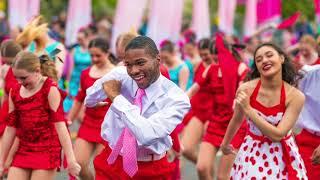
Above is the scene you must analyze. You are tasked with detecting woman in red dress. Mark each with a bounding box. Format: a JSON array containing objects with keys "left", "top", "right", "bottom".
[
  {"left": 187, "top": 36, "right": 248, "bottom": 180},
  {"left": 0, "top": 51, "right": 80, "bottom": 179},
  {"left": 67, "top": 38, "right": 115, "bottom": 180},
  {"left": 221, "top": 43, "right": 307, "bottom": 179},
  {"left": 0, "top": 40, "right": 22, "bottom": 136},
  {"left": 0, "top": 40, "right": 22, "bottom": 171},
  {"left": 181, "top": 38, "right": 214, "bottom": 163}
]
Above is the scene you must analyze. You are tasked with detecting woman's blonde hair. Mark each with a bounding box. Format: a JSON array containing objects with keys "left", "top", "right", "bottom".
[
  {"left": 15, "top": 16, "right": 48, "bottom": 52},
  {"left": 116, "top": 30, "right": 138, "bottom": 50},
  {"left": 300, "top": 35, "right": 317, "bottom": 48},
  {"left": 13, "top": 51, "right": 58, "bottom": 82}
]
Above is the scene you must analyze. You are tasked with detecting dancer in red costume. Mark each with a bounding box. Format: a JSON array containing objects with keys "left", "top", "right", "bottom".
[
  {"left": 67, "top": 38, "right": 115, "bottom": 180},
  {"left": 0, "top": 40, "right": 22, "bottom": 172},
  {"left": 0, "top": 40, "right": 21, "bottom": 136},
  {"left": 221, "top": 43, "right": 307, "bottom": 179},
  {"left": 181, "top": 38, "right": 214, "bottom": 163},
  {"left": 0, "top": 52, "right": 80, "bottom": 179},
  {"left": 189, "top": 35, "right": 248, "bottom": 180}
]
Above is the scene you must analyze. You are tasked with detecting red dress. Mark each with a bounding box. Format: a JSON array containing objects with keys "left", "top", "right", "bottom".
[
  {"left": 0, "top": 68, "right": 19, "bottom": 135},
  {"left": 7, "top": 78, "right": 64, "bottom": 169},
  {"left": 184, "top": 62, "right": 213, "bottom": 125},
  {"left": 75, "top": 68, "right": 111, "bottom": 144},
  {"left": 231, "top": 80, "right": 307, "bottom": 179},
  {"left": 201, "top": 64, "right": 247, "bottom": 149}
]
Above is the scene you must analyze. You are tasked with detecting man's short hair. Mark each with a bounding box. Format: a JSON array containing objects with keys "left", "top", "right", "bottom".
[{"left": 125, "top": 36, "right": 159, "bottom": 58}]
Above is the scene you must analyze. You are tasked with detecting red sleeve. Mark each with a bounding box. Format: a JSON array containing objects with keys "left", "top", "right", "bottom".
[
  {"left": 49, "top": 105, "right": 65, "bottom": 123},
  {"left": 216, "top": 34, "right": 240, "bottom": 107},
  {"left": 170, "top": 128, "right": 181, "bottom": 152},
  {"left": 195, "top": 65, "right": 212, "bottom": 87},
  {"left": 75, "top": 71, "right": 86, "bottom": 102}
]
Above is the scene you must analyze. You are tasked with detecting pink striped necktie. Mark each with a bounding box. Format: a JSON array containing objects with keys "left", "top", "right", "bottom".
[{"left": 107, "top": 88, "right": 146, "bottom": 177}]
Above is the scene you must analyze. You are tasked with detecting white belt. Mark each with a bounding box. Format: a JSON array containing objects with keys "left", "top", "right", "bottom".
[{"left": 137, "top": 152, "right": 166, "bottom": 162}]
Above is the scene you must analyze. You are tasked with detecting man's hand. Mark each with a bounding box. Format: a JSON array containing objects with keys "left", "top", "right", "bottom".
[{"left": 103, "top": 80, "right": 121, "bottom": 101}]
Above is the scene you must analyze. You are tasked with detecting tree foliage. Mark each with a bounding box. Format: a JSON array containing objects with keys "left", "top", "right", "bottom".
[{"left": 39, "top": 0, "right": 316, "bottom": 27}]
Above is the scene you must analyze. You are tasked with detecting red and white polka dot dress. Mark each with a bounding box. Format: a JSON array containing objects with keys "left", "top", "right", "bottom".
[{"left": 231, "top": 81, "right": 307, "bottom": 179}]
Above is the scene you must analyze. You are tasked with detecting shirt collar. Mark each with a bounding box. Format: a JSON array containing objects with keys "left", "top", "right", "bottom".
[{"left": 132, "top": 74, "right": 163, "bottom": 100}]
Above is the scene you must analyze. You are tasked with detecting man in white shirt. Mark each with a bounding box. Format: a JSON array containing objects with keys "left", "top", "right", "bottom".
[
  {"left": 85, "top": 36, "right": 190, "bottom": 179},
  {"left": 295, "top": 65, "right": 320, "bottom": 179}
]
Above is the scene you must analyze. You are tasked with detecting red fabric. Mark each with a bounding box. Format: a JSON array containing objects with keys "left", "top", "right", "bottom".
[
  {"left": 75, "top": 68, "right": 111, "bottom": 143},
  {"left": 295, "top": 129, "right": 320, "bottom": 180},
  {"left": 170, "top": 123, "right": 181, "bottom": 180},
  {"left": 181, "top": 110, "right": 194, "bottom": 125},
  {"left": 207, "top": 64, "right": 233, "bottom": 123},
  {"left": 203, "top": 121, "right": 247, "bottom": 149},
  {"left": 312, "top": 58, "right": 320, "bottom": 65},
  {"left": 215, "top": 34, "right": 240, "bottom": 108},
  {"left": 4, "top": 67, "right": 18, "bottom": 95},
  {"left": 277, "top": 12, "right": 300, "bottom": 30},
  {"left": 248, "top": 131, "right": 298, "bottom": 179},
  {"left": 250, "top": 80, "right": 286, "bottom": 117},
  {"left": 294, "top": 56, "right": 320, "bottom": 69},
  {"left": 0, "top": 100, "right": 8, "bottom": 135},
  {"left": 171, "top": 128, "right": 180, "bottom": 152},
  {"left": 9, "top": 78, "right": 62, "bottom": 169},
  {"left": 249, "top": 80, "right": 300, "bottom": 179},
  {"left": 189, "top": 62, "right": 213, "bottom": 123},
  {"left": 315, "top": 0, "right": 320, "bottom": 12},
  {"left": 0, "top": 67, "right": 19, "bottom": 135},
  {"left": 160, "top": 64, "right": 170, "bottom": 79},
  {"left": 201, "top": 57, "right": 248, "bottom": 149},
  {"left": 94, "top": 145, "right": 175, "bottom": 180}
]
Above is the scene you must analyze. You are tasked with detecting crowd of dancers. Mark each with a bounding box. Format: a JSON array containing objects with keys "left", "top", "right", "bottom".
[{"left": 0, "top": 15, "right": 319, "bottom": 180}]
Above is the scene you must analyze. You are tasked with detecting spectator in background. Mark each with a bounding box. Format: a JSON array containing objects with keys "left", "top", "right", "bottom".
[
  {"left": 296, "top": 15, "right": 314, "bottom": 39},
  {"left": 97, "top": 19, "right": 111, "bottom": 40},
  {"left": 9, "top": 26, "right": 22, "bottom": 40},
  {"left": 0, "top": 11, "right": 9, "bottom": 42}
]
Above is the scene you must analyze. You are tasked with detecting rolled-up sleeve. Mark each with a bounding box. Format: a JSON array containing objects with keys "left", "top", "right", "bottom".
[{"left": 84, "top": 66, "right": 126, "bottom": 107}]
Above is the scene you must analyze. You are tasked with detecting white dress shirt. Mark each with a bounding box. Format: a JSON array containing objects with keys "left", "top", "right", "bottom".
[
  {"left": 85, "top": 66, "right": 190, "bottom": 155},
  {"left": 296, "top": 65, "right": 320, "bottom": 134}
]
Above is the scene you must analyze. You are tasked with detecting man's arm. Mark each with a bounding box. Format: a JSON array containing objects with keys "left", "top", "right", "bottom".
[
  {"left": 84, "top": 66, "right": 126, "bottom": 107},
  {"left": 111, "top": 92, "right": 190, "bottom": 152}
]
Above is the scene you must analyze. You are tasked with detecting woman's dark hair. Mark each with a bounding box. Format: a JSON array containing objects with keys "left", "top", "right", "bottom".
[
  {"left": 251, "top": 43, "right": 302, "bottom": 86},
  {"left": 78, "top": 27, "right": 89, "bottom": 37},
  {"left": 209, "top": 38, "right": 243, "bottom": 62},
  {"left": 159, "top": 40, "right": 175, "bottom": 53},
  {"left": 88, "top": 37, "right": 117, "bottom": 64},
  {"left": 198, "top": 38, "right": 210, "bottom": 49}
]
